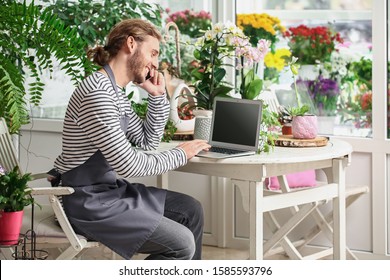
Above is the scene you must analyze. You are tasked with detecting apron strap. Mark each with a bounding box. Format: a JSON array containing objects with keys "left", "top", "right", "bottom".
[{"left": 103, "top": 64, "right": 123, "bottom": 113}]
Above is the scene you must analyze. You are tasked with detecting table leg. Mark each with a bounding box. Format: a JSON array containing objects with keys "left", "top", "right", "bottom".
[
  {"left": 157, "top": 173, "right": 169, "bottom": 189},
  {"left": 249, "top": 181, "right": 263, "bottom": 260},
  {"left": 332, "top": 158, "right": 347, "bottom": 259}
]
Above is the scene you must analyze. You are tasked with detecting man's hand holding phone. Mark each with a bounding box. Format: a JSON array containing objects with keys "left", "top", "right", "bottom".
[{"left": 139, "top": 68, "right": 166, "bottom": 96}]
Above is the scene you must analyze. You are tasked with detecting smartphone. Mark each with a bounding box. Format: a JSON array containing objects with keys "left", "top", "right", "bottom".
[{"left": 145, "top": 71, "right": 152, "bottom": 80}]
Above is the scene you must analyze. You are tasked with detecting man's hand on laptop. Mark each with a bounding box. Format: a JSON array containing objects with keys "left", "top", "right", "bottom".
[{"left": 177, "top": 140, "right": 211, "bottom": 159}]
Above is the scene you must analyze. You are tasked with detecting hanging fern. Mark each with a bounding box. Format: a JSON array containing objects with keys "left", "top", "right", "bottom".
[{"left": 0, "top": 0, "right": 96, "bottom": 133}]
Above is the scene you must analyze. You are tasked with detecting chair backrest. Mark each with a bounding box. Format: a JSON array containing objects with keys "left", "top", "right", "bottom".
[
  {"left": 259, "top": 89, "right": 280, "bottom": 114},
  {"left": 0, "top": 118, "right": 20, "bottom": 173},
  {"left": 1, "top": 117, "right": 100, "bottom": 259}
]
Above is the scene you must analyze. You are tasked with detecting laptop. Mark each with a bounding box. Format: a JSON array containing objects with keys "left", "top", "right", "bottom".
[{"left": 196, "top": 97, "right": 263, "bottom": 159}]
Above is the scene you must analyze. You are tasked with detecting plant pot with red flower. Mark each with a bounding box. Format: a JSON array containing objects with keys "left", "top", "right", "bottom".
[
  {"left": 283, "top": 24, "right": 343, "bottom": 66},
  {"left": 169, "top": 83, "right": 196, "bottom": 134},
  {"left": 0, "top": 166, "right": 34, "bottom": 245}
]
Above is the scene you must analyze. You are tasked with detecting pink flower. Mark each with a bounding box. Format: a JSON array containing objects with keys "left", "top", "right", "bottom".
[
  {"left": 256, "top": 39, "right": 270, "bottom": 59},
  {"left": 337, "top": 41, "right": 352, "bottom": 48}
]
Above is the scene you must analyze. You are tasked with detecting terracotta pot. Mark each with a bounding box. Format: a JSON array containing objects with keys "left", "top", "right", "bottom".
[
  {"left": 282, "top": 124, "right": 292, "bottom": 135},
  {"left": 0, "top": 210, "right": 24, "bottom": 245},
  {"left": 291, "top": 115, "right": 318, "bottom": 139}
]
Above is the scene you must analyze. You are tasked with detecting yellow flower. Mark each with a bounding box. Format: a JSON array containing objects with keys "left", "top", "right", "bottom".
[
  {"left": 237, "top": 13, "right": 285, "bottom": 35},
  {"left": 236, "top": 13, "right": 285, "bottom": 48},
  {"left": 265, "top": 48, "right": 291, "bottom": 71}
]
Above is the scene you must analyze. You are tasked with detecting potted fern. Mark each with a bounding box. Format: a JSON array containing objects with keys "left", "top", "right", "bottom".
[
  {"left": 0, "top": 0, "right": 95, "bottom": 133},
  {"left": 0, "top": 166, "right": 34, "bottom": 245}
]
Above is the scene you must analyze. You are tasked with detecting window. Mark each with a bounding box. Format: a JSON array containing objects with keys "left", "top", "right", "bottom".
[
  {"left": 236, "top": 0, "right": 373, "bottom": 137},
  {"left": 388, "top": 2, "right": 390, "bottom": 139}
]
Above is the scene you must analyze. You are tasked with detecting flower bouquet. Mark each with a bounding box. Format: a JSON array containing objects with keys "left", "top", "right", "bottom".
[
  {"left": 186, "top": 22, "right": 248, "bottom": 110},
  {"left": 297, "top": 76, "right": 340, "bottom": 116},
  {"left": 236, "top": 13, "right": 285, "bottom": 51},
  {"left": 340, "top": 86, "right": 372, "bottom": 129},
  {"left": 237, "top": 13, "right": 287, "bottom": 84},
  {"left": 165, "top": 9, "right": 212, "bottom": 38},
  {"left": 284, "top": 24, "right": 343, "bottom": 65},
  {"left": 264, "top": 47, "right": 291, "bottom": 84},
  {"left": 235, "top": 37, "right": 270, "bottom": 100}
]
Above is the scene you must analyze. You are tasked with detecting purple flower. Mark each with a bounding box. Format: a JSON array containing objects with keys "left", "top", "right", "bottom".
[
  {"left": 0, "top": 165, "right": 5, "bottom": 175},
  {"left": 315, "top": 76, "right": 339, "bottom": 97},
  {"left": 297, "top": 76, "right": 340, "bottom": 116}
]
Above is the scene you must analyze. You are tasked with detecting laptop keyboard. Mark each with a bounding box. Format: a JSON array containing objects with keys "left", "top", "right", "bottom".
[{"left": 209, "top": 146, "right": 244, "bottom": 155}]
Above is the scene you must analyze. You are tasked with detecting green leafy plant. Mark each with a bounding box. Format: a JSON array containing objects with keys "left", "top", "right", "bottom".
[
  {"left": 131, "top": 99, "right": 177, "bottom": 142},
  {"left": 347, "top": 57, "right": 372, "bottom": 90},
  {"left": 161, "top": 119, "right": 177, "bottom": 142},
  {"left": 185, "top": 22, "right": 247, "bottom": 110},
  {"left": 131, "top": 99, "right": 148, "bottom": 119},
  {"left": 42, "top": 0, "right": 164, "bottom": 50},
  {"left": 0, "top": 0, "right": 96, "bottom": 133},
  {"left": 260, "top": 106, "right": 280, "bottom": 153},
  {"left": 277, "top": 57, "right": 312, "bottom": 126},
  {"left": 286, "top": 57, "right": 311, "bottom": 116},
  {"left": 236, "top": 38, "right": 270, "bottom": 100},
  {"left": 0, "top": 166, "right": 34, "bottom": 212}
]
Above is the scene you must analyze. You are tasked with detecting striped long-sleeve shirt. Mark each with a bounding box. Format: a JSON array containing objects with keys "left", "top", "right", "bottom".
[{"left": 54, "top": 71, "right": 187, "bottom": 178}]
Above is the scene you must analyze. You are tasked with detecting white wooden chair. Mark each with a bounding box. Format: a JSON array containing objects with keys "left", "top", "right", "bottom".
[
  {"left": 251, "top": 89, "right": 370, "bottom": 259},
  {"left": 262, "top": 175, "right": 369, "bottom": 259},
  {"left": 258, "top": 89, "right": 280, "bottom": 114},
  {"left": 0, "top": 118, "right": 99, "bottom": 259}
]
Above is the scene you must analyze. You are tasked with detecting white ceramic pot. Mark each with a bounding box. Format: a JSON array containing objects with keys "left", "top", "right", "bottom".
[
  {"left": 193, "top": 109, "right": 213, "bottom": 140},
  {"left": 169, "top": 83, "right": 195, "bottom": 133},
  {"left": 292, "top": 115, "right": 318, "bottom": 139}
]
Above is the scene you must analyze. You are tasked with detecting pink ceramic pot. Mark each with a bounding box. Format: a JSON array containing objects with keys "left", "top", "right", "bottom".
[
  {"left": 0, "top": 210, "right": 24, "bottom": 245},
  {"left": 292, "top": 115, "right": 318, "bottom": 139}
]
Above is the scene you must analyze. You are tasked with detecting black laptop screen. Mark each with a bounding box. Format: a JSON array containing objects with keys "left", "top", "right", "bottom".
[{"left": 211, "top": 99, "right": 261, "bottom": 147}]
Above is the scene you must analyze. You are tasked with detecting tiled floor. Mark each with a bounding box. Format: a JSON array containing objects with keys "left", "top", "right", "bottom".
[
  {"left": 2, "top": 244, "right": 287, "bottom": 260},
  {"left": 45, "top": 245, "right": 251, "bottom": 260}
]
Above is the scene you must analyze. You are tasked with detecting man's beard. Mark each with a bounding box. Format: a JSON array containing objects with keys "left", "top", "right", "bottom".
[{"left": 128, "top": 48, "right": 147, "bottom": 84}]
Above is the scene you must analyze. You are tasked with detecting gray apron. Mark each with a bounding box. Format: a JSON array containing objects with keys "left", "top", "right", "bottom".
[{"left": 61, "top": 65, "right": 166, "bottom": 259}]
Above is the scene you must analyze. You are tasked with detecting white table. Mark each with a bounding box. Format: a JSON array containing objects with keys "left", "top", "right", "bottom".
[{"left": 157, "top": 139, "right": 353, "bottom": 260}]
